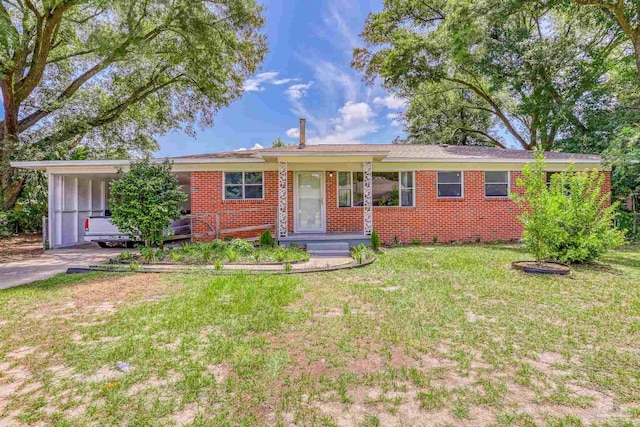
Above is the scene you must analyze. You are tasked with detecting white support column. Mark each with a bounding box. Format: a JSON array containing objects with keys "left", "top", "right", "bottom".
[
  {"left": 278, "top": 162, "right": 288, "bottom": 238},
  {"left": 363, "top": 161, "right": 373, "bottom": 236}
]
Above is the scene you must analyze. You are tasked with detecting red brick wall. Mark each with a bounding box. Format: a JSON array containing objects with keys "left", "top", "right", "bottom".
[
  {"left": 191, "top": 171, "right": 278, "bottom": 241},
  {"left": 191, "top": 169, "right": 612, "bottom": 245}
]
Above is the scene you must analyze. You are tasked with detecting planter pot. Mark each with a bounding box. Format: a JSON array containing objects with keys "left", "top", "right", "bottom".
[{"left": 512, "top": 261, "right": 570, "bottom": 275}]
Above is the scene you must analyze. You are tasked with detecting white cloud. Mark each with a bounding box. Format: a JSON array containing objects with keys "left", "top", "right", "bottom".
[
  {"left": 285, "top": 82, "right": 313, "bottom": 101},
  {"left": 243, "top": 72, "right": 298, "bottom": 92},
  {"left": 307, "top": 101, "right": 378, "bottom": 145},
  {"left": 374, "top": 95, "right": 407, "bottom": 110},
  {"left": 286, "top": 128, "right": 300, "bottom": 138},
  {"left": 387, "top": 112, "right": 403, "bottom": 128},
  {"left": 234, "top": 143, "right": 264, "bottom": 151}
]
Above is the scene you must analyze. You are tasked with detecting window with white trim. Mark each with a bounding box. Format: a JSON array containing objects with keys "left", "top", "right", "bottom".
[
  {"left": 437, "top": 171, "right": 463, "bottom": 198},
  {"left": 338, "top": 171, "right": 414, "bottom": 207},
  {"left": 224, "top": 172, "right": 263, "bottom": 200},
  {"left": 485, "top": 171, "right": 509, "bottom": 197}
]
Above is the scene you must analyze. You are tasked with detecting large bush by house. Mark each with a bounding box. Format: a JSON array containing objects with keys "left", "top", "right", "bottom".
[
  {"left": 511, "top": 152, "right": 625, "bottom": 264},
  {"left": 109, "top": 158, "right": 187, "bottom": 247}
]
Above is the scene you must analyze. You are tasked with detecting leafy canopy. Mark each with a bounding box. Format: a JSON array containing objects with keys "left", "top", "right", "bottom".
[
  {"left": 0, "top": 0, "right": 266, "bottom": 210},
  {"left": 353, "top": 0, "right": 631, "bottom": 150},
  {"left": 109, "top": 158, "right": 187, "bottom": 247}
]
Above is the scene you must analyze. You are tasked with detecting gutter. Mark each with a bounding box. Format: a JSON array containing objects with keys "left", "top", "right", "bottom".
[
  {"left": 11, "top": 157, "right": 265, "bottom": 170},
  {"left": 381, "top": 157, "right": 602, "bottom": 164}
]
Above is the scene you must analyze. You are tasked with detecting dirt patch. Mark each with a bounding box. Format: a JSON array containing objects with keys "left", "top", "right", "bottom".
[
  {"left": 28, "top": 274, "right": 169, "bottom": 322},
  {"left": 0, "top": 233, "right": 43, "bottom": 263}
]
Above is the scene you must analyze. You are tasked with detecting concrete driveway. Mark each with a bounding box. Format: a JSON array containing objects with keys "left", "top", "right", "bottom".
[{"left": 0, "top": 244, "right": 121, "bottom": 290}]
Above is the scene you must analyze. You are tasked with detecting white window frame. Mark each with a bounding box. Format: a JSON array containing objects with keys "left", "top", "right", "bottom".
[
  {"left": 223, "top": 171, "right": 264, "bottom": 200},
  {"left": 337, "top": 171, "right": 353, "bottom": 208},
  {"left": 484, "top": 171, "right": 510, "bottom": 198},
  {"left": 437, "top": 171, "right": 464, "bottom": 199},
  {"left": 337, "top": 171, "right": 415, "bottom": 207}
]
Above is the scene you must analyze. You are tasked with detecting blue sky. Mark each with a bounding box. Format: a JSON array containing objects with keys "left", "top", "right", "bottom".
[
  {"left": 158, "top": 0, "right": 407, "bottom": 156},
  {"left": 1, "top": 0, "right": 407, "bottom": 157}
]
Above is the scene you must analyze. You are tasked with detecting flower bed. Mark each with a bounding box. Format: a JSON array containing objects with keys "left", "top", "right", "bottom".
[{"left": 113, "top": 239, "right": 309, "bottom": 266}]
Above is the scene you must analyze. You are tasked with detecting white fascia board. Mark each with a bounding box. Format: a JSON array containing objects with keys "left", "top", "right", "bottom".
[
  {"left": 381, "top": 157, "right": 601, "bottom": 164},
  {"left": 10, "top": 157, "right": 265, "bottom": 170}
]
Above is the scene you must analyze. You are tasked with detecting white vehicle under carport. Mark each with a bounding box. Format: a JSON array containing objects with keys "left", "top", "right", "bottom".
[{"left": 84, "top": 216, "right": 191, "bottom": 248}]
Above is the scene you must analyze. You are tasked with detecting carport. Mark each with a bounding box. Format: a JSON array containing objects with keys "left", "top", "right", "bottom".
[{"left": 11, "top": 160, "right": 191, "bottom": 249}]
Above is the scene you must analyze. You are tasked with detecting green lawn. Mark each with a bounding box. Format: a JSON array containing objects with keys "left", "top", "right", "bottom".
[{"left": 0, "top": 244, "right": 639, "bottom": 426}]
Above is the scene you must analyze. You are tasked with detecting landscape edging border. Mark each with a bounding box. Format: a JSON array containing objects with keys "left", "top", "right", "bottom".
[{"left": 69, "top": 257, "right": 376, "bottom": 275}]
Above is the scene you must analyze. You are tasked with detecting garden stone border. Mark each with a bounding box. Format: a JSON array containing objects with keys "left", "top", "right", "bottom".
[
  {"left": 512, "top": 261, "right": 570, "bottom": 275},
  {"left": 68, "top": 257, "right": 376, "bottom": 275}
]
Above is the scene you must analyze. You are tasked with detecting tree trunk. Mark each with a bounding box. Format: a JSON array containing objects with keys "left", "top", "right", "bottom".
[{"left": 1, "top": 77, "right": 24, "bottom": 211}]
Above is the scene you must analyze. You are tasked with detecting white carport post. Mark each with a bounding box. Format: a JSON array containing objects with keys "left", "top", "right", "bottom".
[{"left": 363, "top": 161, "right": 373, "bottom": 236}]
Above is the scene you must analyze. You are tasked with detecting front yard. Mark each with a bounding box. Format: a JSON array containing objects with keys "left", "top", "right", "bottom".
[{"left": 0, "top": 244, "right": 639, "bottom": 426}]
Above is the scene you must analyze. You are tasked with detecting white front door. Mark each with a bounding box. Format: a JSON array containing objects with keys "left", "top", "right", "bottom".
[{"left": 295, "top": 171, "right": 325, "bottom": 233}]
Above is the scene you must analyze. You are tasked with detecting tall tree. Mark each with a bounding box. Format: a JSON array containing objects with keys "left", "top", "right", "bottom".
[
  {"left": 0, "top": 0, "right": 267, "bottom": 210},
  {"left": 353, "top": 0, "right": 624, "bottom": 150},
  {"left": 573, "top": 0, "right": 640, "bottom": 77}
]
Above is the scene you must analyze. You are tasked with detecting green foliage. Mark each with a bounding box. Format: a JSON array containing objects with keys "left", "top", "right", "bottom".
[
  {"left": 615, "top": 206, "right": 639, "bottom": 241},
  {"left": 511, "top": 151, "right": 625, "bottom": 263},
  {"left": 129, "top": 263, "right": 140, "bottom": 271},
  {"left": 109, "top": 158, "right": 187, "bottom": 247},
  {"left": 1, "top": 0, "right": 267, "bottom": 210},
  {"left": 226, "top": 249, "right": 238, "bottom": 262},
  {"left": 209, "top": 239, "right": 228, "bottom": 252},
  {"left": 352, "top": 244, "right": 373, "bottom": 265},
  {"left": 0, "top": 211, "right": 13, "bottom": 237},
  {"left": 274, "top": 248, "right": 286, "bottom": 262},
  {"left": 412, "top": 238, "right": 421, "bottom": 246},
  {"left": 282, "top": 262, "right": 292, "bottom": 273},
  {"left": 118, "top": 251, "right": 133, "bottom": 261},
  {"left": 353, "top": 0, "right": 638, "bottom": 151},
  {"left": 370, "top": 230, "right": 381, "bottom": 251},
  {"left": 214, "top": 259, "right": 224, "bottom": 270},
  {"left": 169, "top": 251, "right": 183, "bottom": 263},
  {"left": 230, "top": 239, "right": 254, "bottom": 255},
  {"left": 259, "top": 229, "right": 276, "bottom": 247}
]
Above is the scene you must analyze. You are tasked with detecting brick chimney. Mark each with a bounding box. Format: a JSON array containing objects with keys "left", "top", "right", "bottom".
[{"left": 298, "top": 118, "right": 306, "bottom": 149}]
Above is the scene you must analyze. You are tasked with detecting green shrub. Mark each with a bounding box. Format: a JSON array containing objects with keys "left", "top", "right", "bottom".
[
  {"left": 370, "top": 230, "right": 381, "bottom": 251},
  {"left": 169, "top": 251, "right": 182, "bottom": 262},
  {"left": 230, "top": 239, "right": 254, "bottom": 255},
  {"left": 412, "top": 238, "right": 421, "bottom": 245},
  {"left": 0, "top": 211, "right": 14, "bottom": 237},
  {"left": 259, "top": 229, "right": 276, "bottom": 247},
  {"left": 226, "top": 248, "right": 238, "bottom": 262},
  {"left": 432, "top": 236, "right": 438, "bottom": 244},
  {"left": 209, "top": 239, "right": 228, "bottom": 252},
  {"left": 129, "top": 263, "right": 140, "bottom": 271},
  {"left": 615, "top": 207, "right": 638, "bottom": 241},
  {"left": 118, "top": 251, "right": 133, "bottom": 261},
  {"left": 140, "top": 246, "right": 155, "bottom": 263},
  {"left": 392, "top": 236, "right": 400, "bottom": 246},
  {"left": 214, "top": 259, "right": 224, "bottom": 270},
  {"left": 200, "top": 245, "right": 213, "bottom": 263},
  {"left": 283, "top": 262, "right": 292, "bottom": 272},
  {"left": 109, "top": 158, "right": 187, "bottom": 247},
  {"left": 512, "top": 151, "right": 626, "bottom": 264}
]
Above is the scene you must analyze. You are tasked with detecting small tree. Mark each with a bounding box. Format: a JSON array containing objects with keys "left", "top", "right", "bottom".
[
  {"left": 259, "top": 228, "right": 276, "bottom": 247},
  {"left": 511, "top": 151, "right": 625, "bottom": 264},
  {"left": 370, "top": 230, "right": 381, "bottom": 251},
  {"left": 109, "top": 158, "right": 187, "bottom": 247}
]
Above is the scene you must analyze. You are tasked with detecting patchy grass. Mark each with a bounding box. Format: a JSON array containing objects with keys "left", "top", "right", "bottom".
[{"left": 0, "top": 244, "right": 639, "bottom": 426}]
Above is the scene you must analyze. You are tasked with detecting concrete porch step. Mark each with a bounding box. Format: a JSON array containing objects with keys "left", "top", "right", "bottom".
[{"left": 307, "top": 242, "right": 350, "bottom": 257}]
